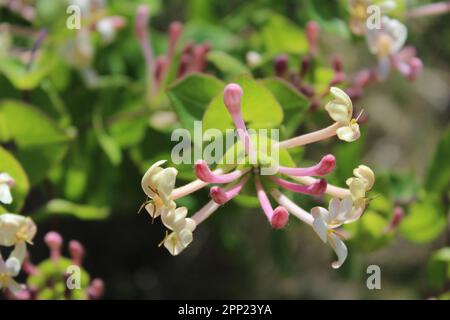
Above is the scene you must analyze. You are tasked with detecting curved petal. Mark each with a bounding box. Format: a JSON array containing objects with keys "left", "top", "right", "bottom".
[
  {"left": 311, "top": 207, "right": 329, "bottom": 243},
  {"left": 0, "top": 184, "right": 13, "bottom": 205},
  {"left": 328, "top": 233, "right": 348, "bottom": 269}
]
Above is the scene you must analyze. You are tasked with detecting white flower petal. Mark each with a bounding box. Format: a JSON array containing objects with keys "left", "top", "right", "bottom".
[
  {"left": 163, "top": 232, "right": 184, "bottom": 256},
  {"left": 330, "top": 87, "right": 352, "bottom": 106},
  {"left": 312, "top": 207, "right": 329, "bottom": 243},
  {"left": 328, "top": 233, "right": 348, "bottom": 269},
  {"left": 336, "top": 123, "right": 360, "bottom": 142},
  {"left": 178, "top": 229, "right": 193, "bottom": 247},
  {"left": 156, "top": 168, "right": 178, "bottom": 205},
  {"left": 141, "top": 160, "right": 167, "bottom": 197},
  {"left": 328, "top": 198, "right": 341, "bottom": 221},
  {"left": 353, "top": 165, "right": 375, "bottom": 190},
  {"left": 325, "top": 102, "right": 351, "bottom": 124},
  {"left": 0, "top": 184, "right": 13, "bottom": 205},
  {"left": 5, "top": 256, "right": 21, "bottom": 277},
  {"left": 346, "top": 177, "right": 366, "bottom": 201}
]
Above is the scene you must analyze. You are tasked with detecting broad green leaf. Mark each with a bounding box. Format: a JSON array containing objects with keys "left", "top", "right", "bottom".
[
  {"left": 399, "top": 196, "right": 447, "bottom": 243},
  {"left": 0, "top": 146, "right": 29, "bottom": 212},
  {"left": 207, "top": 50, "right": 250, "bottom": 78},
  {"left": 0, "top": 55, "right": 56, "bottom": 90},
  {"left": 32, "top": 199, "right": 110, "bottom": 221},
  {"left": 0, "top": 100, "right": 71, "bottom": 185},
  {"left": 93, "top": 107, "right": 122, "bottom": 166},
  {"left": 427, "top": 247, "right": 450, "bottom": 289},
  {"left": 261, "top": 14, "right": 308, "bottom": 54},
  {"left": 425, "top": 128, "right": 450, "bottom": 194},
  {"left": 168, "top": 73, "right": 225, "bottom": 136},
  {"left": 260, "top": 77, "right": 309, "bottom": 138},
  {"left": 202, "top": 74, "right": 283, "bottom": 133}
]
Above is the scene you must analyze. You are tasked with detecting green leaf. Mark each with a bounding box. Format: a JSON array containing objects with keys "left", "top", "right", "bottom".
[
  {"left": 261, "top": 14, "right": 308, "bottom": 54},
  {"left": 168, "top": 73, "right": 225, "bottom": 136},
  {"left": 346, "top": 210, "right": 393, "bottom": 252},
  {"left": 399, "top": 196, "right": 447, "bottom": 243},
  {"left": 93, "top": 106, "right": 122, "bottom": 166},
  {"left": 202, "top": 74, "right": 283, "bottom": 133},
  {"left": 260, "top": 77, "right": 309, "bottom": 138},
  {"left": 207, "top": 50, "right": 250, "bottom": 78},
  {"left": 32, "top": 199, "right": 110, "bottom": 221},
  {"left": 427, "top": 247, "right": 450, "bottom": 289},
  {"left": 0, "top": 147, "right": 29, "bottom": 212},
  {"left": 0, "top": 55, "right": 56, "bottom": 90},
  {"left": 425, "top": 128, "right": 450, "bottom": 194},
  {"left": 0, "top": 100, "right": 71, "bottom": 185}
]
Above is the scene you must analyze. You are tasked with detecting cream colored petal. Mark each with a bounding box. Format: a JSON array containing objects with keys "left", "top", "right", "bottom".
[
  {"left": 144, "top": 203, "right": 159, "bottom": 218},
  {"left": 384, "top": 17, "right": 407, "bottom": 53},
  {"left": 0, "top": 213, "right": 25, "bottom": 247},
  {"left": 336, "top": 123, "right": 360, "bottom": 142},
  {"left": 328, "top": 198, "right": 341, "bottom": 221},
  {"left": 5, "top": 256, "right": 21, "bottom": 277},
  {"left": 328, "top": 233, "right": 348, "bottom": 269},
  {"left": 155, "top": 167, "right": 178, "bottom": 205},
  {"left": 23, "top": 218, "right": 37, "bottom": 243},
  {"left": 330, "top": 87, "right": 352, "bottom": 106},
  {"left": 163, "top": 232, "right": 184, "bottom": 256},
  {"left": 312, "top": 207, "right": 329, "bottom": 243},
  {"left": 141, "top": 160, "right": 167, "bottom": 197},
  {"left": 347, "top": 178, "right": 366, "bottom": 201},
  {"left": 177, "top": 229, "right": 193, "bottom": 247},
  {"left": 184, "top": 218, "right": 197, "bottom": 232},
  {"left": 353, "top": 165, "right": 375, "bottom": 190},
  {"left": 325, "top": 102, "right": 351, "bottom": 124},
  {"left": 0, "top": 184, "right": 13, "bottom": 205},
  {"left": 161, "top": 206, "right": 187, "bottom": 231}
]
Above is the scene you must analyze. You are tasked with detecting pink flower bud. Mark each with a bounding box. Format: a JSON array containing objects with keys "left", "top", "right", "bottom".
[
  {"left": 306, "top": 21, "right": 320, "bottom": 56},
  {"left": 223, "top": 83, "right": 243, "bottom": 114},
  {"left": 69, "top": 240, "right": 85, "bottom": 266},
  {"left": 44, "top": 231, "right": 63, "bottom": 261},
  {"left": 88, "top": 278, "right": 105, "bottom": 300},
  {"left": 210, "top": 186, "right": 228, "bottom": 205},
  {"left": 271, "top": 206, "right": 289, "bottom": 229},
  {"left": 407, "top": 57, "right": 422, "bottom": 81},
  {"left": 168, "top": 21, "right": 183, "bottom": 59},
  {"left": 135, "top": 5, "right": 149, "bottom": 41},
  {"left": 274, "top": 54, "right": 289, "bottom": 77},
  {"left": 299, "top": 56, "right": 311, "bottom": 79},
  {"left": 385, "top": 206, "right": 404, "bottom": 233},
  {"left": 332, "top": 56, "right": 343, "bottom": 72}
]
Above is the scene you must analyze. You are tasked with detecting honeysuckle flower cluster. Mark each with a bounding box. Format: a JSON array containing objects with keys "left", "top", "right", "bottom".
[
  {"left": 135, "top": 5, "right": 211, "bottom": 102},
  {"left": 0, "top": 213, "right": 37, "bottom": 293},
  {"left": 0, "top": 172, "right": 15, "bottom": 205},
  {"left": 5, "top": 231, "right": 104, "bottom": 300},
  {"left": 62, "top": 0, "right": 126, "bottom": 77},
  {"left": 347, "top": 0, "right": 423, "bottom": 81},
  {"left": 140, "top": 85, "right": 375, "bottom": 268}
]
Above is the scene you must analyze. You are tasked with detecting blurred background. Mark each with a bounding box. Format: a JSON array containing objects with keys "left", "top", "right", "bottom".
[{"left": 0, "top": 0, "right": 449, "bottom": 299}]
